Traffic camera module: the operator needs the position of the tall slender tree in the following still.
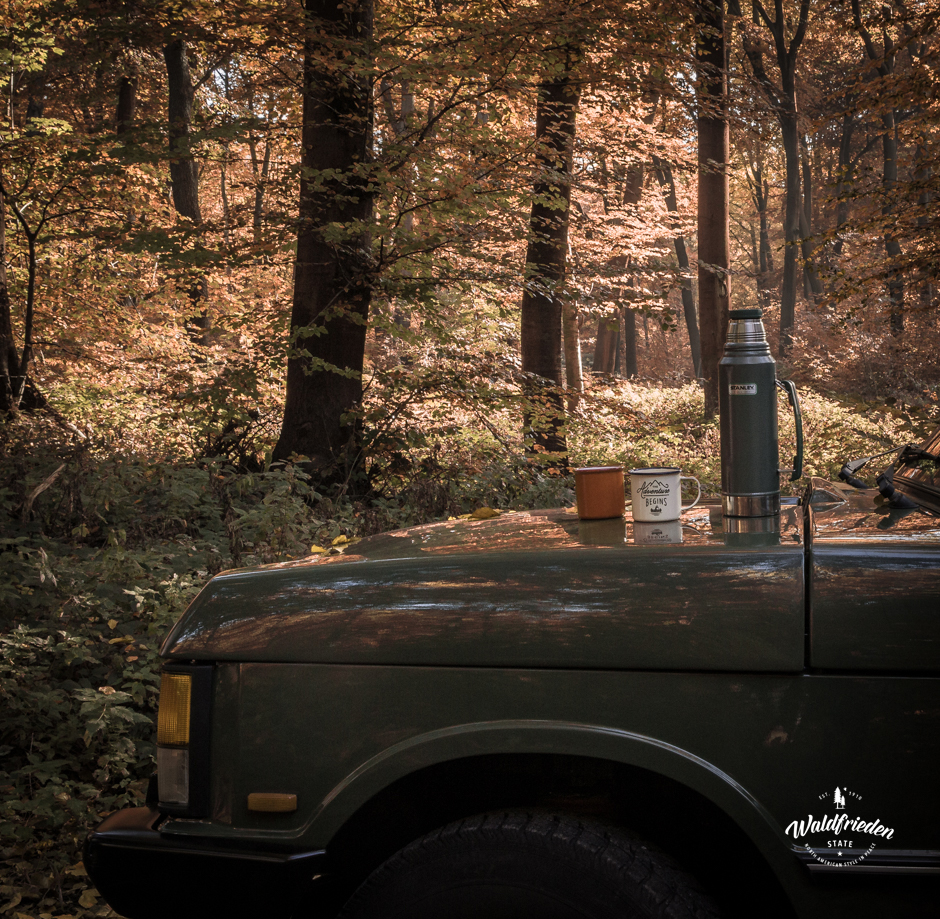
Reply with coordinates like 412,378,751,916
742,0,811,353
697,0,731,418
0,194,22,412
164,37,210,337
850,0,904,336
519,44,580,463
653,156,702,377
273,0,375,477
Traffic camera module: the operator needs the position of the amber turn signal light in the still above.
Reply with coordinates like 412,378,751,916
247,793,298,813
157,673,192,746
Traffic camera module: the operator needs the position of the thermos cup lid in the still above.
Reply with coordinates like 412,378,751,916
729,309,763,319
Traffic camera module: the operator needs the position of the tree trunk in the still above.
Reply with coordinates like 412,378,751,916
882,114,904,335
799,137,823,297
163,39,210,336
594,163,647,375
916,143,933,312
252,136,271,246
520,57,579,465
653,158,702,378
757,180,773,295
622,306,639,377
0,173,47,412
0,193,21,412
273,0,375,476
749,221,760,276
164,40,201,221
743,0,811,354
592,315,619,373
696,0,730,419
745,162,773,307
850,0,905,337
833,113,854,257
116,63,138,135
779,113,801,350
562,299,583,412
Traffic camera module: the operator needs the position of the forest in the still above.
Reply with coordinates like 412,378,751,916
1,0,939,914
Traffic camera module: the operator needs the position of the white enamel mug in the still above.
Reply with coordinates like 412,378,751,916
628,467,701,522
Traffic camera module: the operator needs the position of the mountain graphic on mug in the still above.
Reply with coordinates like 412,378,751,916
638,480,670,497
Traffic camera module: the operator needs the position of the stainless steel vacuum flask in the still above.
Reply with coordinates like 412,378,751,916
719,309,803,517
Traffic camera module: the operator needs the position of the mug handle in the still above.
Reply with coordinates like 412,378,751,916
680,476,701,511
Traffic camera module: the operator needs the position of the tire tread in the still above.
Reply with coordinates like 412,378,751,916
338,812,722,919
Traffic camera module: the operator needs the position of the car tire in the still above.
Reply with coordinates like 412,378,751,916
337,812,722,919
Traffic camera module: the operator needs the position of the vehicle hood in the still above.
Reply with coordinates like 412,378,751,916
162,502,807,672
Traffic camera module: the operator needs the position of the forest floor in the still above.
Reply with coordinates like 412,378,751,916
1,377,936,919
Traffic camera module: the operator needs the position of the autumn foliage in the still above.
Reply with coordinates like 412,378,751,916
2,0,940,912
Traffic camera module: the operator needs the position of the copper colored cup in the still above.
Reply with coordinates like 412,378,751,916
574,466,626,520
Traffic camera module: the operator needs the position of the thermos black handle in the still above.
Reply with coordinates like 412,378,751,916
776,379,803,481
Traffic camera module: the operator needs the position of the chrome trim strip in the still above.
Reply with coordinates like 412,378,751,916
796,848,940,875
722,494,780,518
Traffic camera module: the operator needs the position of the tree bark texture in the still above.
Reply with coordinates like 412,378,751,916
562,300,583,412
697,0,731,419
0,193,21,412
273,0,375,474
520,61,579,463
622,307,638,377
747,165,774,303
743,0,811,354
593,316,619,374
653,158,702,378
251,135,272,246
834,113,854,257
799,137,823,297
779,115,801,342
163,39,209,330
882,113,904,335
915,143,933,312
116,65,138,135
594,163,647,374
851,0,904,335
164,41,202,222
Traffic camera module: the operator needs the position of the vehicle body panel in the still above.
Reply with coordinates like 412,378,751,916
161,663,940,854
88,482,940,919
162,506,805,672
809,491,940,671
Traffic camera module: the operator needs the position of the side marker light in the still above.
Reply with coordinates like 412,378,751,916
247,793,298,813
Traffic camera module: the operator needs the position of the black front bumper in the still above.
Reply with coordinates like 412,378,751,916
83,807,327,919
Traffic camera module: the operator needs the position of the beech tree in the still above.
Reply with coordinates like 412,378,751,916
272,0,375,476
697,0,730,418
519,43,580,463
653,156,702,378
850,0,905,336
742,0,811,354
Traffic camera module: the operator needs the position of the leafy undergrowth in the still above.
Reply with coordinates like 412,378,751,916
1,380,936,918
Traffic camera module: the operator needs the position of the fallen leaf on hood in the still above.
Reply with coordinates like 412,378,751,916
459,507,501,520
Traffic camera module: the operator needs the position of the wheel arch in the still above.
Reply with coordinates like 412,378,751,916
313,721,799,918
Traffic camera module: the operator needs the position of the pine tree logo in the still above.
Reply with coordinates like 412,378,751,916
834,787,845,810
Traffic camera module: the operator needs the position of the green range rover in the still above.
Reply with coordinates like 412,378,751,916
83,470,940,919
